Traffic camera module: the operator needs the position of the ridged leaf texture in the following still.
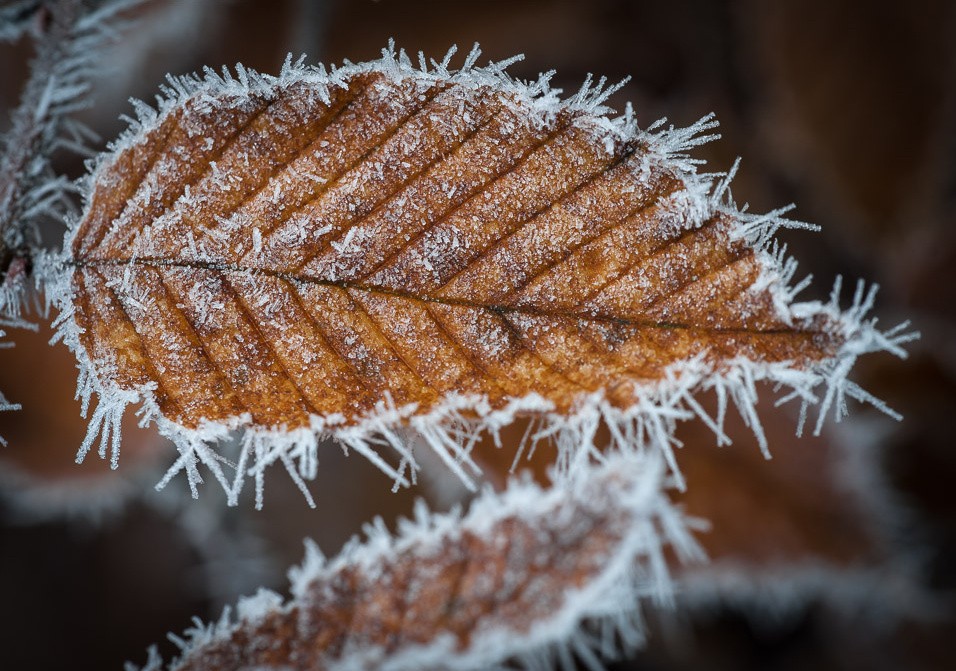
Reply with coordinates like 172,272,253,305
54,47,910,502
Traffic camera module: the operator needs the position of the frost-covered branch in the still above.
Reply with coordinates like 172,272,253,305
0,0,43,42
0,0,139,319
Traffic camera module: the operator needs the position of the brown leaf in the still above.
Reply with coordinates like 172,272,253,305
138,454,701,671
667,392,929,618
471,398,914,590
52,47,911,501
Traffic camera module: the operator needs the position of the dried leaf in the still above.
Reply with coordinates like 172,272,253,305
468,398,924,619
133,454,702,671
669,395,929,619
50,46,913,503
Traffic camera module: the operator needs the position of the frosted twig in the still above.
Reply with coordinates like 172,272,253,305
0,0,42,43
0,0,141,317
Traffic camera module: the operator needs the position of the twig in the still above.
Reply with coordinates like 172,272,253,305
1,0,77,280
0,0,44,42
0,0,139,302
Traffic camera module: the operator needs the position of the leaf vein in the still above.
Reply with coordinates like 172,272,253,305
218,271,320,418
496,310,595,394
342,287,440,398
83,268,182,414
72,255,818,337
433,141,637,294
359,117,574,282
290,96,496,275
79,114,181,256
184,78,369,255
153,269,260,421
247,82,448,266
284,279,376,397
571,215,722,312
503,173,682,301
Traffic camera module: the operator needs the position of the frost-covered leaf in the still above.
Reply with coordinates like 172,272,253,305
52,45,913,504
470,396,925,620
670,396,927,620
132,453,702,671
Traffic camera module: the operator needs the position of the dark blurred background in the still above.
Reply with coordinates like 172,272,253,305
1,0,955,669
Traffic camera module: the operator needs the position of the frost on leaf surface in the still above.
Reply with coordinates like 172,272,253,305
54,45,914,504
133,454,703,671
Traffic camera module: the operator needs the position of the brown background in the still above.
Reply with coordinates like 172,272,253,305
1,1,955,669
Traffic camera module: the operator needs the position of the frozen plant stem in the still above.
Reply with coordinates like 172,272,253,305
1,0,75,280
1,0,138,310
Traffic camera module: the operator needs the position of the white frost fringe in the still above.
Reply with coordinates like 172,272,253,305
44,42,918,507
129,452,705,671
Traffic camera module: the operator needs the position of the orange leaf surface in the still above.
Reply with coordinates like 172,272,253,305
50,46,912,503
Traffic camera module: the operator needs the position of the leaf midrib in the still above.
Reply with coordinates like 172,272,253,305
71,255,812,336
